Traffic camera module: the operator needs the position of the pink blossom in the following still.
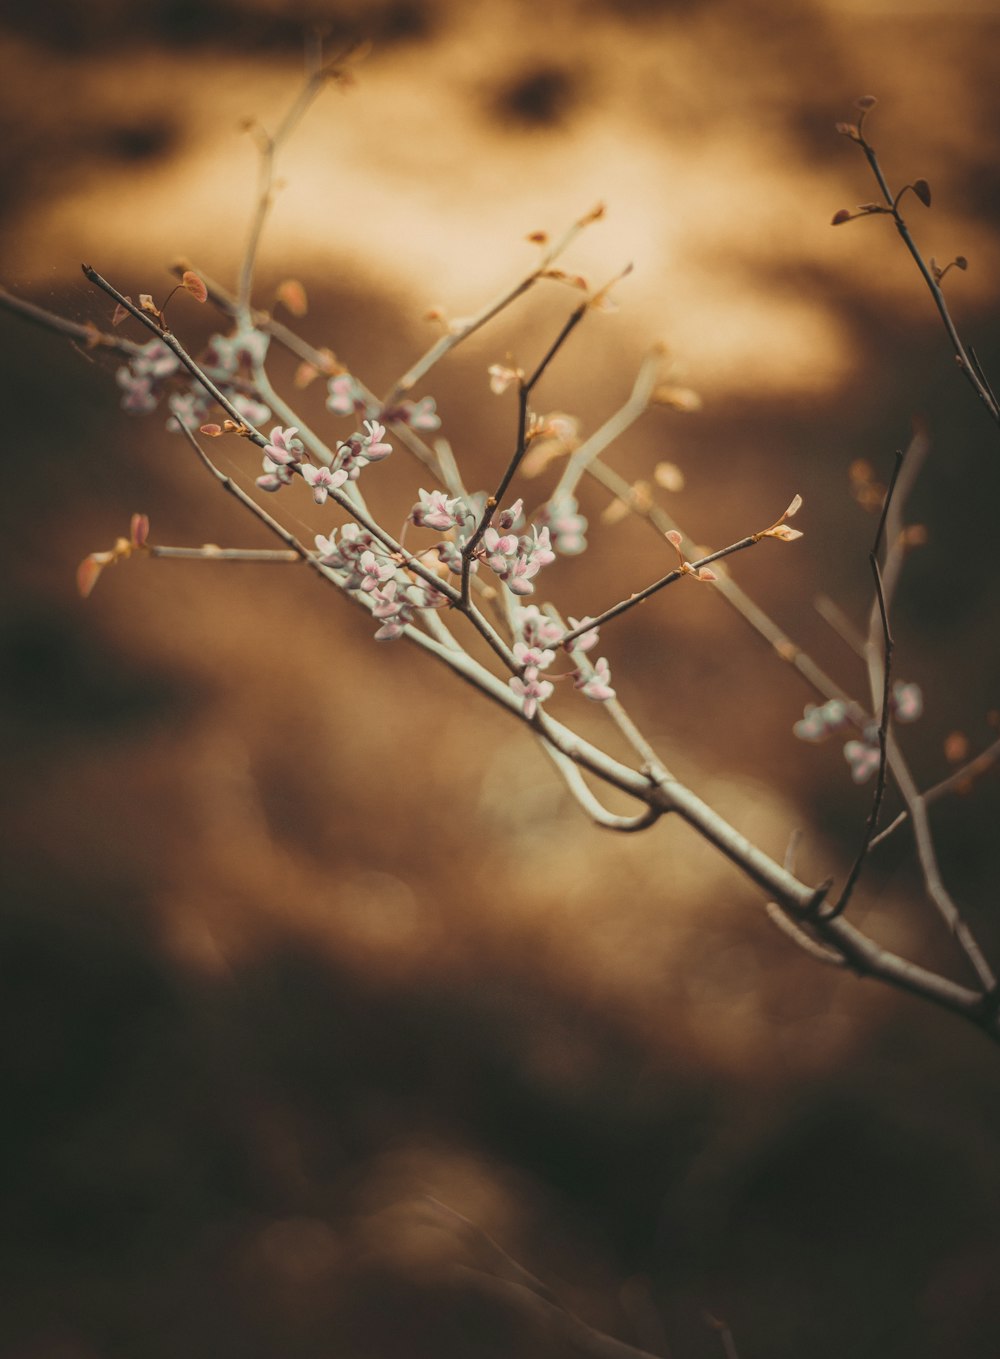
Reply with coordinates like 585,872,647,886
358,550,396,593
302,463,348,505
361,420,393,462
565,617,599,653
263,426,304,465
409,489,468,532
509,666,554,720
844,739,880,784
513,641,555,671
575,657,616,703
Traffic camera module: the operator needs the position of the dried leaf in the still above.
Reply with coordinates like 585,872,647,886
139,294,157,312
275,278,308,316
111,302,131,327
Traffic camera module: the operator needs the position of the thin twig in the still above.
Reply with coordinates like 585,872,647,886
380,203,606,409
460,301,589,605
827,450,904,918
843,108,1000,430
559,536,759,646
870,735,1000,847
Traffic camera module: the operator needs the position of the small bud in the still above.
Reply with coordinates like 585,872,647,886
130,513,150,547
526,230,549,245
696,567,717,582
955,255,968,270
944,731,969,764
139,294,157,312
831,208,852,226
578,202,605,226
855,95,878,110
655,384,702,412
765,525,804,542
199,423,224,437
653,461,685,492
912,178,932,208
665,529,683,550
835,122,859,140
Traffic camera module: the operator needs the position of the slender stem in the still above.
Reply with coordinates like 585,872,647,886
828,552,893,918
854,131,1000,429
560,536,758,646
236,43,336,328
380,204,604,409
870,736,1000,848
0,286,144,357
150,545,300,562
460,302,588,605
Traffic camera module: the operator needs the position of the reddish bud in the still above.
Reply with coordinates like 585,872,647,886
955,255,968,270
855,95,878,110
77,555,106,598
130,513,150,547
526,230,549,245
944,731,969,764
831,208,852,226
181,270,208,303
275,278,308,316
199,423,223,437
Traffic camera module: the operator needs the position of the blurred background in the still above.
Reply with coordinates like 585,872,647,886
2,1,1000,1356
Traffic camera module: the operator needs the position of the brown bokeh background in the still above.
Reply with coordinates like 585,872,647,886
3,2,1000,1356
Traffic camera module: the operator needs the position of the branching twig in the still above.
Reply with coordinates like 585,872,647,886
834,98,1000,430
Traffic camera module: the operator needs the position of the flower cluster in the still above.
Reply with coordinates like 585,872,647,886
538,492,588,556
115,339,182,414
255,420,393,500
479,501,556,597
314,525,446,642
504,605,615,719
327,372,441,433
405,493,558,598
115,327,273,431
794,682,923,784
